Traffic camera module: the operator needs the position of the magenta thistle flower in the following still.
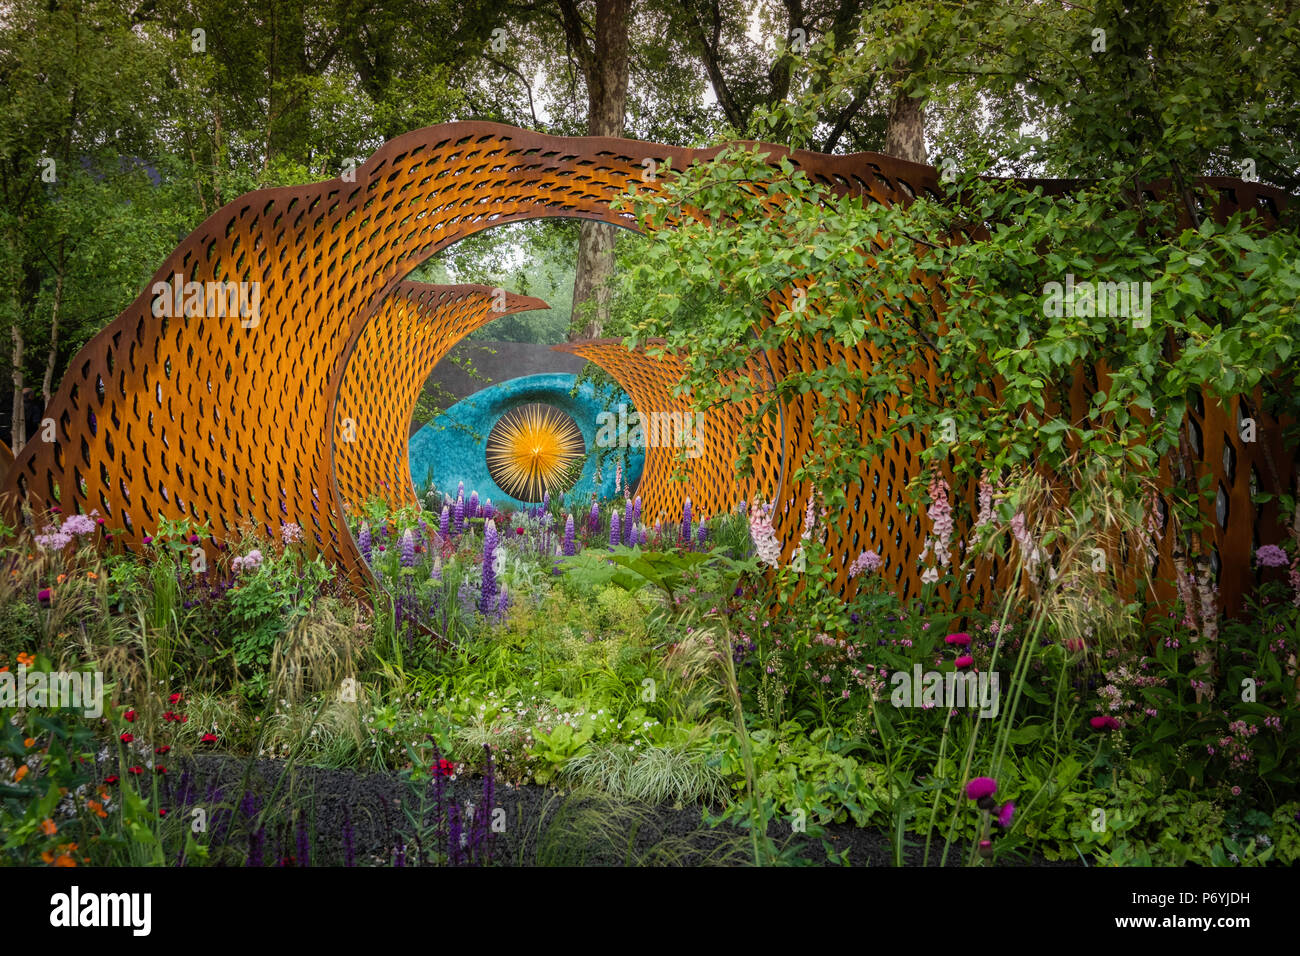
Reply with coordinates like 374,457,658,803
965,777,997,800
945,632,971,646
1089,715,1120,732
997,801,1015,828
954,655,974,670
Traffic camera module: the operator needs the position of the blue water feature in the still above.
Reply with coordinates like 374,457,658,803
408,373,643,508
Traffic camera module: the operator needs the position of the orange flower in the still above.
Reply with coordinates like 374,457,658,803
41,850,54,864
14,765,29,783
56,573,66,584
23,737,35,748
52,853,77,867
40,818,57,835
86,800,107,819
17,652,35,667
86,572,98,580
0,666,7,674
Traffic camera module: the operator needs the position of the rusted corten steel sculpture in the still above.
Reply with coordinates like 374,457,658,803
333,282,546,515
551,338,786,526
0,119,1292,613
0,122,934,592
560,175,1295,614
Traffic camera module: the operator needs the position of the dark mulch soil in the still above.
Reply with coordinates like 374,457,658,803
133,753,1081,867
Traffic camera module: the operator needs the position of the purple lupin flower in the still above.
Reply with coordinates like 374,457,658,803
454,494,466,535
483,498,494,519
479,519,499,614
638,524,648,547
681,497,692,549
457,480,465,500
623,498,634,545
543,490,550,513
563,514,576,556
469,491,479,518
610,510,620,547
358,521,372,564
589,499,600,533
439,506,450,538
697,521,708,547
400,528,415,567
632,495,641,529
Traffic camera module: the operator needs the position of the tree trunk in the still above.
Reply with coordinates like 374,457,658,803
883,75,927,164
566,0,631,341
42,267,63,406
11,324,25,453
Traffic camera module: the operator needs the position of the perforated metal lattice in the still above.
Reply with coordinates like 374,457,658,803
0,121,1291,613
333,282,545,515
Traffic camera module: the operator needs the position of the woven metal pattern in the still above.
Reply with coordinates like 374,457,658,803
0,120,1290,613
552,339,784,528
333,282,545,514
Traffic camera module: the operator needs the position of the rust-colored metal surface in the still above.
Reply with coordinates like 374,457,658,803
0,440,12,490
333,282,546,515
0,119,1291,615
552,338,784,527
0,122,928,588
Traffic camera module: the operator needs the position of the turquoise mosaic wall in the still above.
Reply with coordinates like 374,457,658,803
408,373,643,507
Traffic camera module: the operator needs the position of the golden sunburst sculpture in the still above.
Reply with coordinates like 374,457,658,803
485,403,585,502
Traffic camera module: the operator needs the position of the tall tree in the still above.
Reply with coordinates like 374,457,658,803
553,0,633,339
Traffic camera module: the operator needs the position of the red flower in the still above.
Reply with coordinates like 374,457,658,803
169,692,183,705
178,715,188,723
159,809,168,817
119,732,134,744
431,758,455,777
516,527,525,535
155,745,170,755
104,775,119,785
123,709,136,722
200,733,218,744
155,766,167,774
127,766,143,775
162,711,175,722
1089,715,1120,732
